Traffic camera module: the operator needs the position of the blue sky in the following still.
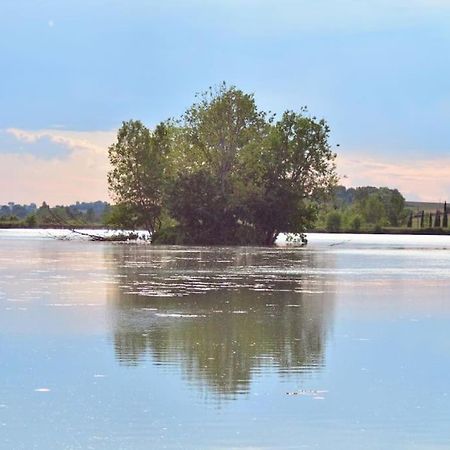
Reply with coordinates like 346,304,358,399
2,0,450,203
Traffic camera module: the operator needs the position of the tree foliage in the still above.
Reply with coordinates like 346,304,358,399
326,211,342,232
107,84,338,245
107,120,170,234
324,185,407,230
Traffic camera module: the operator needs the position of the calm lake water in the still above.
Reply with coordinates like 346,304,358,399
1,230,450,449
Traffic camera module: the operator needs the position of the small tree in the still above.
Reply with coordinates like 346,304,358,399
407,211,413,228
434,210,441,228
443,202,448,228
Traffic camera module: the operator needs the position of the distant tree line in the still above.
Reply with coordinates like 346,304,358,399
319,186,408,232
4,188,447,234
0,201,110,228
319,186,450,232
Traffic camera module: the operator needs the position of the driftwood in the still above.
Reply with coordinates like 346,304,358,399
47,209,139,241
67,228,109,241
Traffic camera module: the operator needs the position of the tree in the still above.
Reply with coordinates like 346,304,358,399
11,204,27,219
237,110,336,244
164,84,268,244
363,194,386,225
407,211,413,228
86,208,95,223
381,188,405,226
332,185,355,208
103,203,142,230
443,202,448,228
0,205,10,217
36,201,52,225
353,187,404,226
182,83,267,194
25,214,37,227
166,169,238,244
434,210,441,228
108,84,337,245
107,120,171,235
350,214,362,231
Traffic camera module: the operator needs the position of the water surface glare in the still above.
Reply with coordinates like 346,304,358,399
1,230,450,449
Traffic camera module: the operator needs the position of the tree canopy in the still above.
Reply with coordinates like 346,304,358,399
320,185,408,232
107,120,171,234
107,84,337,245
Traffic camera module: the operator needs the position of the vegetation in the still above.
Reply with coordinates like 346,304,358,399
317,186,408,232
316,186,450,233
0,201,110,228
107,84,337,245
317,186,409,232
107,121,171,234
3,189,449,237
3,85,448,241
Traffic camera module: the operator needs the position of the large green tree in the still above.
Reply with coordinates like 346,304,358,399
108,85,338,245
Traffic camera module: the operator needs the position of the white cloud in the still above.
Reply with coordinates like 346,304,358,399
6,128,111,156
0,129,115,204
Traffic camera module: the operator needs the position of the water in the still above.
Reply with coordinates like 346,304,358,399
1,230,450,449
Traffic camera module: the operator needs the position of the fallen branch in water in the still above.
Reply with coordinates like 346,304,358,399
46,209,139,241
67,228,109,241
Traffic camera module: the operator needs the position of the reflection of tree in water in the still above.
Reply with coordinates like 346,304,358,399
107,246,335,397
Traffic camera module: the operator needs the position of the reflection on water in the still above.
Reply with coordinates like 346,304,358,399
3,231,450,449
108,247,334,397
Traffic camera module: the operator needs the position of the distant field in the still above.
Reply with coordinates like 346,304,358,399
406,201,447,213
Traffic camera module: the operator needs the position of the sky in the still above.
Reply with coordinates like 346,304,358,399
2,0,450,204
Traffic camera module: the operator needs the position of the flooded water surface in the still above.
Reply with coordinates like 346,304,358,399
1,230,450,449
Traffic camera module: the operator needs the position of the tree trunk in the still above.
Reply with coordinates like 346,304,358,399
264,229,278,246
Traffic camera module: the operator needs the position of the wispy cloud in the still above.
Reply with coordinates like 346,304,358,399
0,129,70,159
0,129,115,204
338,152,450,201
6,128,110,156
